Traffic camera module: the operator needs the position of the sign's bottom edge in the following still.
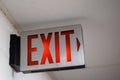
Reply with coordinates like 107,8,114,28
22,65,85,73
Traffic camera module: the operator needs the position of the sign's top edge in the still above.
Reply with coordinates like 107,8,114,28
20,24,82,33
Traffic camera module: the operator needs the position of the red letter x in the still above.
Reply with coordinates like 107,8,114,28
40,33,54,64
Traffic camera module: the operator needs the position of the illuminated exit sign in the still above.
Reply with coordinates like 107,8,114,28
20,24,85,73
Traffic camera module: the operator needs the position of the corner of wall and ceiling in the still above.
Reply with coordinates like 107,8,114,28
0,0,21,34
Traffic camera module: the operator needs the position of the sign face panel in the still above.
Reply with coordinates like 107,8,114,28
20,24,85,72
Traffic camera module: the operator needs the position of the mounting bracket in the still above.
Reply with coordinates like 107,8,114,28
9,34,20,72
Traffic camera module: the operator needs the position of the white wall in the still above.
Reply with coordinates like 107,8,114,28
0,10,53,80
0,9,17,80
14,72,53,80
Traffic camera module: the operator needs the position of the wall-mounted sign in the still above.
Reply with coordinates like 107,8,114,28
20,24,85,73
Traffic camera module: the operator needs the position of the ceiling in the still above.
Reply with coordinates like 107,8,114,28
1,0,119,32
0,0,120,80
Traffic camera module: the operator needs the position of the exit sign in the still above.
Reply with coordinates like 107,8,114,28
20,24,85,73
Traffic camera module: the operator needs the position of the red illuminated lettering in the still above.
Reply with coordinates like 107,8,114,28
40,33,54,64
27,35,38,66
55,32,60,63
61,30,74,62
27,30,75,65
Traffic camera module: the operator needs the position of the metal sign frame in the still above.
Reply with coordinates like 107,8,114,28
20,24,85,73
